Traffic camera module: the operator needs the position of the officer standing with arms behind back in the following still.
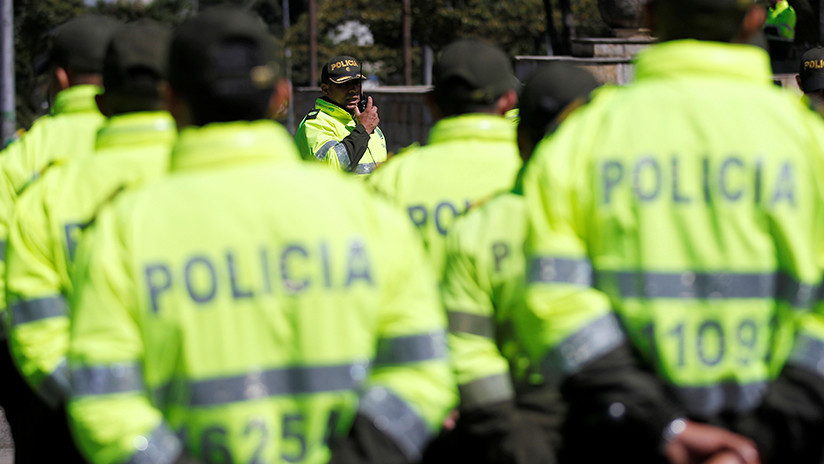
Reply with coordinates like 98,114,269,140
518,0,824,462
66,6,455,464
5,17,174,422
433,63,601,464
295,55,387,175
0,13,120,464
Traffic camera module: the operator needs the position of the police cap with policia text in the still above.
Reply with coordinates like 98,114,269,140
799,47,824,93
167,5,280,99
51,14,121,74
321,56,367,85
433,39,519,104
103,19,171,96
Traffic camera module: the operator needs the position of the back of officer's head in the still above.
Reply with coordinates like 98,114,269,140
100,19,171,116
431,39,518,117
517,63,600,163
648,0,756,42
167,6,281,126
51,14,121,81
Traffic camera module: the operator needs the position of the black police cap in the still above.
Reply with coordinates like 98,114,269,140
799,47,824,94
519,62,600,137
167,6,280,99
52,14,121,74
322,56,366,85
103,19,171,96
433,39,519,104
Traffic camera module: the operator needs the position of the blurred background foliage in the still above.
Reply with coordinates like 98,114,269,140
11,0,611,127
11,0,819,128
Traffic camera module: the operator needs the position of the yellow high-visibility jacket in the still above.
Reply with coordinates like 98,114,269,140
5,111,176,406
67,120,456,464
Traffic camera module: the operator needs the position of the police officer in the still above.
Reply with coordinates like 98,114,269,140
518,0,824,462
66,6,455,464
5,16,173,423
796,46,824,106
368,39,521,275
434,63,601,464
294,55,387,175
764,0,795,42
0,13,120,464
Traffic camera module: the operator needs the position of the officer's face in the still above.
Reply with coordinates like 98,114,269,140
322,80,362,113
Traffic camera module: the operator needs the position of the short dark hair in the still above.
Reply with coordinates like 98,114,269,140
652,0,750,42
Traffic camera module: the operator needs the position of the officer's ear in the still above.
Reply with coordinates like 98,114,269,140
320,82,330,97
269,78,292,121
54,66,71,91
495,89,518,116
797,74,804,91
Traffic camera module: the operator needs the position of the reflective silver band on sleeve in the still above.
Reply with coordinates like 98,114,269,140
541,313,625,381
354,162,378,174
334,144,352,170
673,381,768,419
314,140,338,161
10,296,68,325
124,422,183,464
459,373,514,410
358,386,431,461
595,270,818,309
37,359,70,409
447,311,495,338
186,361,370,407
528,257,593,286
787,334,824,377
71,362,145,397
374,331,448,365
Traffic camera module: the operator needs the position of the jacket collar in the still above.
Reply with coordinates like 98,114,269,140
634,40,772,86
428,113,516,145
95,112,176,152
170,120,300,172
51,85,101,116
316,97,355,123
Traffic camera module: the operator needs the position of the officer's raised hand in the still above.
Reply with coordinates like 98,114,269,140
354,96,380,134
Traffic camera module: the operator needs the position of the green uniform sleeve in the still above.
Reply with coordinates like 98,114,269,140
357,201,458,460
6,179,70,406
67,204,182,464
442,211,513,410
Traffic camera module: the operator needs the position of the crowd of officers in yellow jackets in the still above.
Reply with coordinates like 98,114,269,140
3,0,824,463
